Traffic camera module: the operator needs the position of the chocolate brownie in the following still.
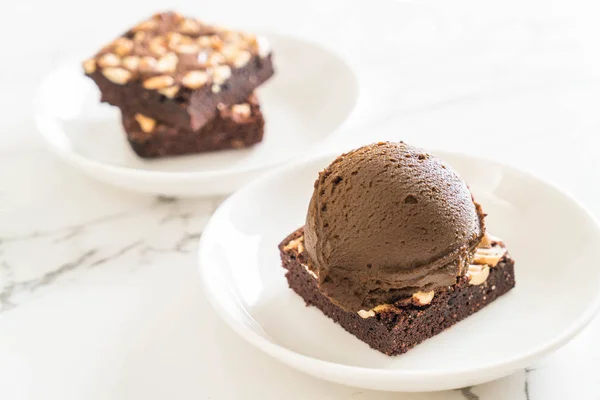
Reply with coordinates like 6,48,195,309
279,227,516,356
84,11,274,131
122,94,264,158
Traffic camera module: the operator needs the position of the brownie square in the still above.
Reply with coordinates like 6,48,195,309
84,11,274,131
122,94,264,158
279,227,516,356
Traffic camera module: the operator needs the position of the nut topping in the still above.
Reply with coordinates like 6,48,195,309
412,290,435,306
220,44,238,60
197,36,213,47
211,65,231,84
233,51,251,68
283,236,304,253
255,35,271,58
134,113,156,133
231,103,251,119
149,37,167,56
133,31,146,43
139,56,157,72
207,52,225,66
143,75,175,89
181,70,209,89
358,309,376,319
179,18,201,34
122,56,140,71
113,37,133,56
132,19,158,32
175,43,199,54
472,246,506,267
466,264,490,286
167,32,187,49
101,67,131,85
158,85,180,98
156,52,178,72
209,35,224,50
82,59,96,74
97,53,121,68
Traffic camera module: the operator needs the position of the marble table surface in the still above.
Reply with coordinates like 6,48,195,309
2,0,600,398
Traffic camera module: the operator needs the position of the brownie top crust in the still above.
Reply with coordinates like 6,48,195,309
304,142,486,312
82,11,271,98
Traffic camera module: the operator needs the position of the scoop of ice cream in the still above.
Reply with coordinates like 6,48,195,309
304,142,485,312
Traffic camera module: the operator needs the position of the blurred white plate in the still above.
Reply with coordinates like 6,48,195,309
198,150,600,392
34,34,358,196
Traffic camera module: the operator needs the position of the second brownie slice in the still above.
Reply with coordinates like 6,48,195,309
84,11,274,131
122,94,264,158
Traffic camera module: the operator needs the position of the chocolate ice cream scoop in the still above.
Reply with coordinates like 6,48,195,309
304,142,485,312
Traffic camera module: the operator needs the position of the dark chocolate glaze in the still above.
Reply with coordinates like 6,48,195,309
304,142,486,312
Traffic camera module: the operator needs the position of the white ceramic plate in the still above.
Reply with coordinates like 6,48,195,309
198,151,600,392
34,34,358,196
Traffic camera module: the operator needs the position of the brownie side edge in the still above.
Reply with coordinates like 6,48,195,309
121,96,264,158
279,227,516,356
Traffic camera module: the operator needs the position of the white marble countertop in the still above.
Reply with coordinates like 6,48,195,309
2,0,600,398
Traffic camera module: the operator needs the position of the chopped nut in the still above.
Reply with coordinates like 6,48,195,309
358,310,375,319
241,32,257,42
175,43,199,54
113,37,133,56
122,55,140,71
179,18,201,34
302,264,318,280
233,51,251,68
209,35,223,50
97,53,121,68
134,113,156,133
197,35,214,48
101,67,131,84
231,103,251,118
207,52,226,66
156,52,178,72
412,290,435,306
473,246,506,267
223,31,241,42
139,56,157,72
467,264,490,285
158,85,180,98
283,236,304,252
149,37,167,56
143,75,175,89
82,59,96,74
211,84,221,93
133,31,146,43
167,32,184,49
256,35,271,58
479,232,504,248
211,65,231,84
132,19,157,32
372,304,398,313
181,70,209,89
220,44,238,60
170,11,184,22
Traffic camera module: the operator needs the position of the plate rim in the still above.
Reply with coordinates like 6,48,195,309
33,33,359,182
198,149,600,385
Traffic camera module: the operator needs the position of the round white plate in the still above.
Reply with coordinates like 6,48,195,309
34,34,358,196
198,150,600,392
